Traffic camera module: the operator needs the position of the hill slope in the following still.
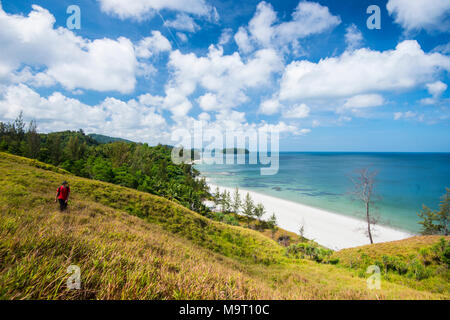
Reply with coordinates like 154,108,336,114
0,152,448,299
88,133,133,144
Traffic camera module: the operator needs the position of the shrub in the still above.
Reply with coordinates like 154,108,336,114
286,242,334,263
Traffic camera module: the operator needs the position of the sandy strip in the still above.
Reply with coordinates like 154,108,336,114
208,182,413,250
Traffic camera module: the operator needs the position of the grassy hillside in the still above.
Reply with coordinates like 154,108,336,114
0,152,448,300
332,236,450,294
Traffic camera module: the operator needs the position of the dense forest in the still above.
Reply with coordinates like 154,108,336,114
0,113,210,214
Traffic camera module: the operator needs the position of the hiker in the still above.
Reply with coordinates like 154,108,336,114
55,181,70,212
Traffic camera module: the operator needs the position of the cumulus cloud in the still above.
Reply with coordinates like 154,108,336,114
218,28,233,46
282,104,310,119
0,84,169,143
177,32,189,43
163,45,283,116
165,13,200,33
0,4,155,93
394,111,420,121
97,0,215,20
343,94,385,109
235,1,340,54
345,24,363,51
387,0,450,32
259,98,281,115
279,41,450,102
426,81,448,97
197,93,223,111
421,80,448,105
135,31,172,59
433,42,450,54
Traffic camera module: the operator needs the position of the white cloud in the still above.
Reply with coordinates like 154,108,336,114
312,120,320,127
343,94,385,109
394,111,417,120
282,104,310,119
426,81,447,97
198,112,211,122
135,31,172,59
219,28,233,46
165,13,199,33
259,98,281,115
0,84,309,145
257,121,307,136
165,45,283,116
345,24,363,51
0,84,169,143
0,4,141,93
97,0,214,20
279,41,450,102
420,81,448,105
197,93,223,111
235,1,340,53
433,42,450,54
177,32,189,43
387,0,450,32
234,27,253,54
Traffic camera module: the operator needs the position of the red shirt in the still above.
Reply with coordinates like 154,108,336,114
57,186,70,201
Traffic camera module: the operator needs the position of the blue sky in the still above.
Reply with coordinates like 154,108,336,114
0,0,449,151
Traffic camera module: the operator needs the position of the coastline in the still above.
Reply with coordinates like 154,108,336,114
207,181,414,250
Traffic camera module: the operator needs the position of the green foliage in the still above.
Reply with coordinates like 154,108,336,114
418,188,449,236
0,115,210,215
253,203,266,222
267,213,278,239
220,190,232,213
333,237,450,293
242,193,255,226
286,242,335,264
232,187,241,214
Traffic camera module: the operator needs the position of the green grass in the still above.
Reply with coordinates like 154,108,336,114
332,236,450,294
0,152,448,300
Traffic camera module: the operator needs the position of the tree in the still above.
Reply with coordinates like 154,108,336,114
66,136,83,161
267,213,278,239
418,188,449,236
253,203,266,222
242,193,255,227
26,120,40,159
213,187,221,208
351,168,378,244
13,111,25,141
48,134,62,165
106,142,130,167
221,190,232,213
232,187,241,214
298,220,306,242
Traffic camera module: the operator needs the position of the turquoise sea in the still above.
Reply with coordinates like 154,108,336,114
195,153,450,233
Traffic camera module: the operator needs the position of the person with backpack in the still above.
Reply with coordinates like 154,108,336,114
55,181,70,212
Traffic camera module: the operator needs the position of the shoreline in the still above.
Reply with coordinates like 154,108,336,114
207,181,414,250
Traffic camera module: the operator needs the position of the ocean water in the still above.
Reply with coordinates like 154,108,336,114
195,153,450,233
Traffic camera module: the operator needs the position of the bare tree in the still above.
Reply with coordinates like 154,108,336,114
351,168,379,244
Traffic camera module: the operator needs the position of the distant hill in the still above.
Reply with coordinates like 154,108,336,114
88,133,133,144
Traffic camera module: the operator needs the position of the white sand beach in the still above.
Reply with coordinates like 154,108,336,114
208,182,414,251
